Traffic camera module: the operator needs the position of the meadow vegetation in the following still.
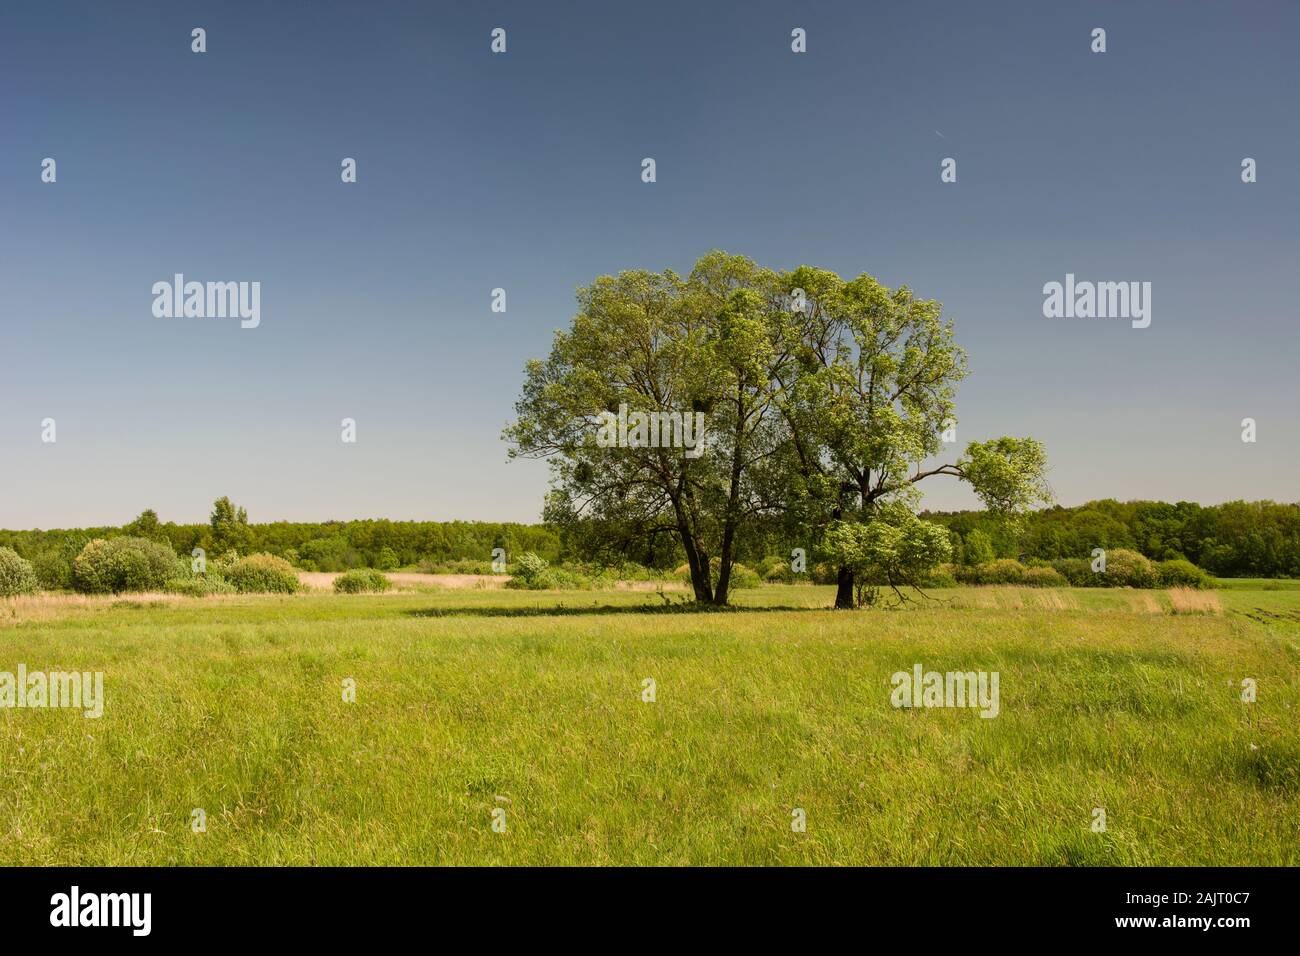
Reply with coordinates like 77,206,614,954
1,583,1295,865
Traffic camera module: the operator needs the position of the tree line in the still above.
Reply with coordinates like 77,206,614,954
1,496,1296,591
925,498,1300,579
0,497,561,589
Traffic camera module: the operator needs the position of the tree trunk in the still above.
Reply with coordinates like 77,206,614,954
681,533,711,603
669,486,712,603
713,482,742,606
712,385,749,607
835,565,855,609
713,557,731,606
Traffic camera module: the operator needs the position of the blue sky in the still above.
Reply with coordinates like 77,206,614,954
2,0,1297,527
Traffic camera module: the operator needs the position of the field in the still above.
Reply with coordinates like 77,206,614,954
2,583,1298,865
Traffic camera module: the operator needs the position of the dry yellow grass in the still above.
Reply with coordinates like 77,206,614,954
1126,591,1163,614
1032,589,1078,611
296,572,687,593
297,571,510,591
0,591,192,626
1168,588,1223,614
611,579,688,591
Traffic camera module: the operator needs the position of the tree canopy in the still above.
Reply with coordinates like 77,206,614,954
506,251,1053,607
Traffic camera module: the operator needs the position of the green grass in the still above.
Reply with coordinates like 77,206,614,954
2,584,1297,865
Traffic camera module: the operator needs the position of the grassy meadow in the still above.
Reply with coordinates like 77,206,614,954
2,582,1298,865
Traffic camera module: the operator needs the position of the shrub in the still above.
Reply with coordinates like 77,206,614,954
72,537,180,594
374,547,400,571
540,567,594,589
225,553,303,594
163,575,237,597
726,563,761,590
1103,549,1159,588
756,555,800,584
1022,566,1067,588
208,550,241,575
810,562,839,585
418,557,497,575
510,552,550,587
0,547,39,597
31,549,73,590
504,553,598,590
764,563,794,584
611,561,665,582
334,568,392,593
920,564,957,588
1046,551,1164,588
957,559,1027,585
1157,559,1214,590
676,558,761,591
1050,558,1097,587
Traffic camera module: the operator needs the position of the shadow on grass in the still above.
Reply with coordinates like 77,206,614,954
404,601,831,619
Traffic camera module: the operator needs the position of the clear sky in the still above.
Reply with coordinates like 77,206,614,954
2,0,1297,528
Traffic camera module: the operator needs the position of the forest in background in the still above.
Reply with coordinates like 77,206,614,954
1,497,1298,587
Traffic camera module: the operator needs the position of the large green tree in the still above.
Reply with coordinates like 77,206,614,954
504,253,793,604
506,252,1051,608
774,266,1051,606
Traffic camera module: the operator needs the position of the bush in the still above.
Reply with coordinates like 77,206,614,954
1046,551,1165,588
920,564,961,587
72,537,180,594
225,553,303,594
1022,566,1067,588
1102,548,1159,588
610,561,667,582
31,549,74,590
501,552,584,589
810,562,839,585
1157,559,1214,590
510,552,550,586
0,547,39,597
334,568,392,593
957,559,1027,585
676,558,760,590
920,564,957,588
163,575,237,597
540,567,594,589
764,563,794,584
374,547,400,571
754,555,796,583
418,557,497,575
726,563,761,590
1050,558,1097,587
504,553,597,590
